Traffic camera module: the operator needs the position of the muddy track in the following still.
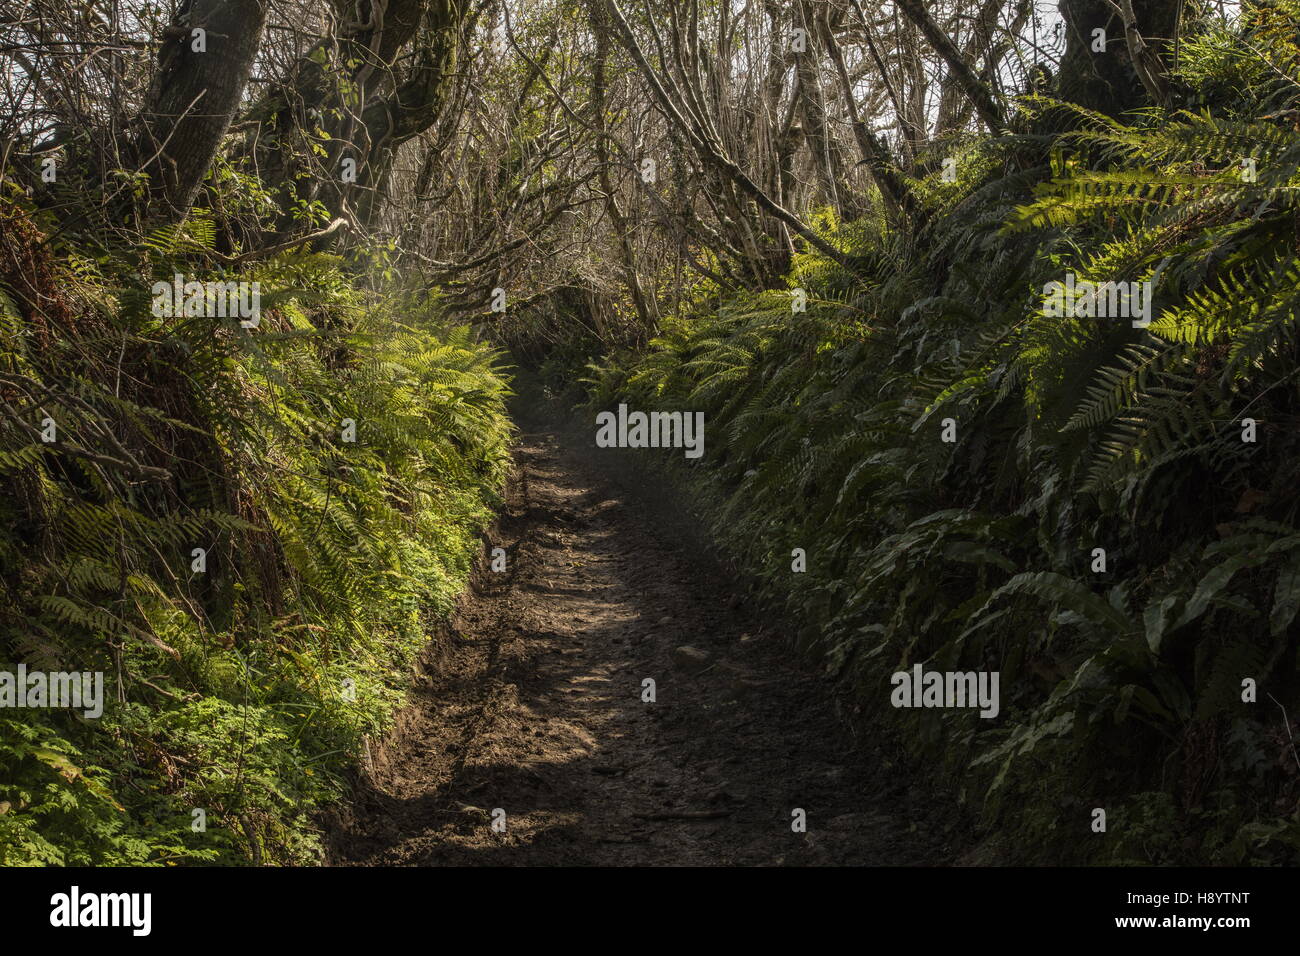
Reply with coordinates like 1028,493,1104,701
327,406,949,866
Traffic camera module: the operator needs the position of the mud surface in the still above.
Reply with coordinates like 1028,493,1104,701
328,403,948,866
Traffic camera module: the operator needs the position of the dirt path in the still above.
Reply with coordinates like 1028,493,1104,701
327,407,947,866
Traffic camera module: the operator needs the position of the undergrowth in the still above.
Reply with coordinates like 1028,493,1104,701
580,3,1300,865
0,192,512,864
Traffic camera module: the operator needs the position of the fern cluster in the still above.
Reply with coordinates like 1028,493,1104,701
0,188,512,864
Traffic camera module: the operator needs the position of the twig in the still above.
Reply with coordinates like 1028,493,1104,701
1266,693,1300,774
211,217,352,264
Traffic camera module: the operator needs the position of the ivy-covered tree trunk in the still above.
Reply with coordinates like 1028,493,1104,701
244,0,468,239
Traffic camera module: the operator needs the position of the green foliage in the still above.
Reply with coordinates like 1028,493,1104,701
0,192,511,864
581,8,1300,864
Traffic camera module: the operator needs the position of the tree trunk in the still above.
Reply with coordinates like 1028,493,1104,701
138,0,268,225
242,0,467,240
819,10,918,226
896,0,1003,131
1056,0,1180,115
